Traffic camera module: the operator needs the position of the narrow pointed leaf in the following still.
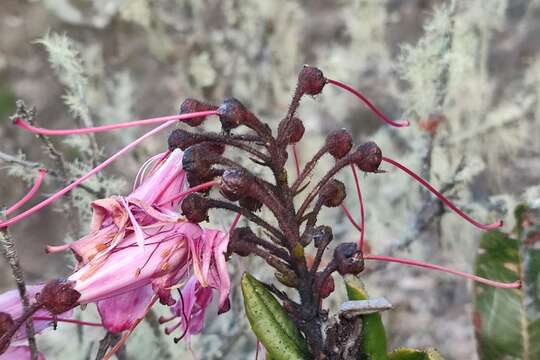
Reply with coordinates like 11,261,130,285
388,348,444,360
473,204,540,359
344,275,388,360
241,273,309,360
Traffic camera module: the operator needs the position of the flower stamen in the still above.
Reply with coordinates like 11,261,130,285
326,78,410,127
382,157,503,230
4,168,47,215
0,120,177,229
364,254,521,289
13,111,217,136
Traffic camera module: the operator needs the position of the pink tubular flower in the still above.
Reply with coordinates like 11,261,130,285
44,148,231,335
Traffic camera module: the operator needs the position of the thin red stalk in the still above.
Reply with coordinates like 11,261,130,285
156,180,218,206
14,111,217,136
0,120,177,228
291,144,301,178
5,168,47,215
340,204,362,232
228,213,242,234
350,164,365,250
365,254,521,289
32,316,103,327
326,78,410,127
382,157,503,230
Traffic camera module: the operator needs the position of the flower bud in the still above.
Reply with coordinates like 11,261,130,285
227,227,257,257
179,98,218,127
288,117,305,144
298,65,327,96
326,129,353,159
313,226,333,248
182,143,223,179
320,275,335,299
334,243,364,275
319,179,346,207
181,193,209,223
220,168,251,201
354,141,382,173
168,129,198,151
217,98,252,132
38,280,80,315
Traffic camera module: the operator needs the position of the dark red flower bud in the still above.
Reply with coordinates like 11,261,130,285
334,243,364,275
38,280,80,315
320,275,335,299
182,143,222,179
181,193,210,223
298,65,327,96
319,179,346,207
354,141,382,173
288,117,305,144
0,312,14,354
179,98,218,127
216,98,253,132
313,226,333,248
227,227,257,257
326,129,353,159
168,129,197,151
239,196,262,212
220,168,251,201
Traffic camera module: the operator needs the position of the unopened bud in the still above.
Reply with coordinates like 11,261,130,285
298,66,327,96
39,280,80,315
326,129,353,159
220,168,251,201
0,312,14,354
181,193,209,223
179,98,218,127
354,141,382,173
319,179,346,207
334,243,364,275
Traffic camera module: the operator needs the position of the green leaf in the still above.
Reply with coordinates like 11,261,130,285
388,348,444,360
344,275,388,360
241,273,309,360
473,205,540,359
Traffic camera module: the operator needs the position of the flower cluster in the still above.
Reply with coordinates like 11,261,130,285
0,65,520,359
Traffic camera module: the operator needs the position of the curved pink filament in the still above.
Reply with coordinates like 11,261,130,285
5,168,47,215
340,204,362,232
32,316,103,327
0,120,177,229
350,165,365,250
365,254,521,289
382,157,503,230
13,110,217,136
157,180,218,206
326,78,410,127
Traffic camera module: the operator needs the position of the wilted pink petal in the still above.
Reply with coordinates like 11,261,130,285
70,222,202,304
0,345,45,360
97,285,154,333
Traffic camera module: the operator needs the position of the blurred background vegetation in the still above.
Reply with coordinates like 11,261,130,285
0,0,539,358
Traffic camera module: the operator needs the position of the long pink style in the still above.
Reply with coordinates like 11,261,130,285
382,157,502,230
365,254,521,289
326,78,410,128
5,168,47,215
14,111,217,135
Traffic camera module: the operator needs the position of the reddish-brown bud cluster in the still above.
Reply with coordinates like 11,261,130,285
326,129,353,159
334,243,364,275
179,98,218,127
353,141,382,173
319,180,346,208
0,312,14,354
181,193,210,223
298,66,327,96
38,280,80,315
